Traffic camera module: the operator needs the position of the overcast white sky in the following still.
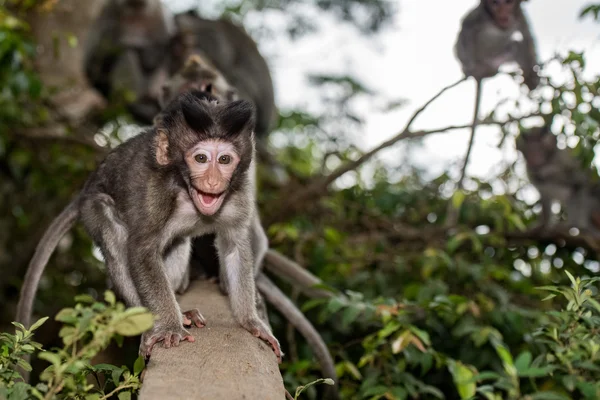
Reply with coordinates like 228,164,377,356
167,0,600,187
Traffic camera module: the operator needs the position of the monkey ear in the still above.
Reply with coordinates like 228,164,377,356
155,130,170,165
182,95,214,134
220,100,255,137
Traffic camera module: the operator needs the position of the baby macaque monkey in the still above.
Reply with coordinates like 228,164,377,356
516,126,600,235
16,91,282,361
454,0,539,90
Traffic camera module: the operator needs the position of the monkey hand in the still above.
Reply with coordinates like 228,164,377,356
139,322,195,362
182,309,207,328
242,318,283,363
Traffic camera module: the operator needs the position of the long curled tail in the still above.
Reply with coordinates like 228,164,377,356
256,273,340,400
16,199,80,328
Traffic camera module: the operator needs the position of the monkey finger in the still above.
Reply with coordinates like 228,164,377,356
183,309,206,328
140,336,162,361
163,332,174,348
250,327,283,363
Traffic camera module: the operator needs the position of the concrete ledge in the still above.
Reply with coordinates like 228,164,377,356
139,280,285,400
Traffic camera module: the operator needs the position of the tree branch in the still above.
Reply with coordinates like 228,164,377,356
139,280,285,400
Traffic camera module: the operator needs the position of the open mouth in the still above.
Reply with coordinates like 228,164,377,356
190,188,225,215
197,190,223,207
497,16,511,29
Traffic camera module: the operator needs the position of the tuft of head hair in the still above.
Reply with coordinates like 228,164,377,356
217,100,256,138
181,91,219,134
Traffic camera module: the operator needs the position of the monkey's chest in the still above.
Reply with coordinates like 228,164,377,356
476,25,518,58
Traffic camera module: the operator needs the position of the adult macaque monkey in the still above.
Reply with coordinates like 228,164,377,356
16,91,282,361
516,126,600,236
84,0,175,123
449,0,540,224
172,10,277,143
454,0,539,89
159,54,238,110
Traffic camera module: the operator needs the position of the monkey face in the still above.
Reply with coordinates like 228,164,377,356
155,92,255,216
516,128,556,167
184,140,241,215
486,0,517,29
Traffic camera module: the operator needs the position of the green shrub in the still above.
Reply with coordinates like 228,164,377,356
0,291,152,400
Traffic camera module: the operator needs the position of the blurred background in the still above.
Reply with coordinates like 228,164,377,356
2,0,600,398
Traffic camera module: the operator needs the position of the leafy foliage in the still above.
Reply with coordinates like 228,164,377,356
2,1,600,399
0,291,152,400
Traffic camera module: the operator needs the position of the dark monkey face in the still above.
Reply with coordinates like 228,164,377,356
485,0,518,29
516,127,556,168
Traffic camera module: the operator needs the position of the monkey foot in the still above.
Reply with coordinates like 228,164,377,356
182,309,206,328
244,319,283,363
139,327,195,362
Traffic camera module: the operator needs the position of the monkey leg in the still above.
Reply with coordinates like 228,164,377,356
164,237,192,294
80,193,142,307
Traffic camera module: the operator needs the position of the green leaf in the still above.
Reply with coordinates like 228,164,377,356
529,392,570,400
565,270,577,288
38,351,61,367
517,366,553,378
113,313,154,336
133,356,145,376
74,294,96,304
118,392,132,400
452,190,466,209
112,367,124,385
104,291,116,306
326,297,346,314
448,360,477,400
55,308,77,323
29,317,49,332
341,305,362,327
514,351,532,373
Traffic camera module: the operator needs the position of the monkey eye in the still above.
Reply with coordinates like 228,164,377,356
194,154,208,163
218,155,232,164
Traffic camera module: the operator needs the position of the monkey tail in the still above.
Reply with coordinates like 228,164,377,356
16,198,80,328
256,273,340,400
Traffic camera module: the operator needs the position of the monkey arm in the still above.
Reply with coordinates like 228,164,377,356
515,9,539,89
128,241,183,326
455,7,486,78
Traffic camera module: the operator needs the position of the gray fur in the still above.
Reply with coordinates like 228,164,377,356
84,0,175,122
454,0,539,90
517,126,600,235
16,92,280,360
